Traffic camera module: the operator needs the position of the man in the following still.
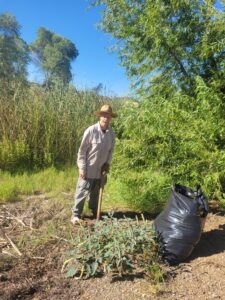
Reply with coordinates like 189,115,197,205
71,104,117,224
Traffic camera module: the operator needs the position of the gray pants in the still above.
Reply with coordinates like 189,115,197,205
72,177,101,218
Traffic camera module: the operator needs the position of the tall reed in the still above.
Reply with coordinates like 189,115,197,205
0,81,121,172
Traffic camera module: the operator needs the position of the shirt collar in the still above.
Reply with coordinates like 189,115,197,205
97,122,109,133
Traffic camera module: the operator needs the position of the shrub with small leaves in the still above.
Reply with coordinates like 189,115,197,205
63,217,163,282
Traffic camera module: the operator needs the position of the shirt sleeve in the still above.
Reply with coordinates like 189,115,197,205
106,130,115,164
77,128,91,173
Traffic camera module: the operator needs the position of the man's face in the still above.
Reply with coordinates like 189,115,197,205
99,113,112,129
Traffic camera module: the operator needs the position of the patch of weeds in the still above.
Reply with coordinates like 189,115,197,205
63,217,163,283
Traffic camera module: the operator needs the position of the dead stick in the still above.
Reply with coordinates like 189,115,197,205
0,227,22,256
30,256,45,260
6,212,27,227
2,250,17,258
4,233,22,256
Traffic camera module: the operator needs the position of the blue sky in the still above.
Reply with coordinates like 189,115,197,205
0,0,131,96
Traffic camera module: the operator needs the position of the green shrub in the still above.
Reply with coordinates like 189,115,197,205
112,77,225,210
112,168,171,213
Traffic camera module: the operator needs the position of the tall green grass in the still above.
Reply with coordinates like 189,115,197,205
0,166,129,212
0,167,77,203
0,81,122,172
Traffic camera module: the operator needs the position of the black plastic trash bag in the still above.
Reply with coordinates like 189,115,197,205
153,184,208,265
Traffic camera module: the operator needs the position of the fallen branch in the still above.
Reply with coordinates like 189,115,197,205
29,218,36,231
62,192,73,196
51,235,71,243
0,240,8,248
6,212,27,227
30,256,45,260
4,233,22,256
2,249,18,258
0,226,22,257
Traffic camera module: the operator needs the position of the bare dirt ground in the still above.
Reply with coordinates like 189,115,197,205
0,196,225,300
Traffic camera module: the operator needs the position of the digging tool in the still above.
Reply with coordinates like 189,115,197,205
96,174,106,221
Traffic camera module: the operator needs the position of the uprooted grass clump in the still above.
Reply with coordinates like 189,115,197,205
63,216,164,282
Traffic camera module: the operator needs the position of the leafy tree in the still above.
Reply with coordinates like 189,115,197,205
92,0,225,95
0,13,29,80
91,0,225,210
112,77,225,211
30,27,79,85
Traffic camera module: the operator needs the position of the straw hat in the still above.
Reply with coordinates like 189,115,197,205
95,104,117,118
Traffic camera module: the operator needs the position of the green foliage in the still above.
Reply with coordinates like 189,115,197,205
30,27,79,85
63,217,162,281
92,0,225,94
112,162,171,213
112,77,225,209
89,0,225,210
0,81,122,171
0,13,29,81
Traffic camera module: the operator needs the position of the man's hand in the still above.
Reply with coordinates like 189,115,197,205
79,170,87,180
101,163,110,175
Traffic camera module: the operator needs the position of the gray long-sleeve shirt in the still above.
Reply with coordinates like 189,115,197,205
77,122,115,179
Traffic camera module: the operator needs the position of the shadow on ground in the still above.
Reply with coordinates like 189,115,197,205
101,211,158,221
189,223,225,260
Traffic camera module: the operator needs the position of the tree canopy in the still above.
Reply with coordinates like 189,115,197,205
30,27,79,85
91,0,225,209
93,0,225,95
0,13,29,80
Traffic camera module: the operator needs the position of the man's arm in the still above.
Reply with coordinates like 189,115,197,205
77,129,91,179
